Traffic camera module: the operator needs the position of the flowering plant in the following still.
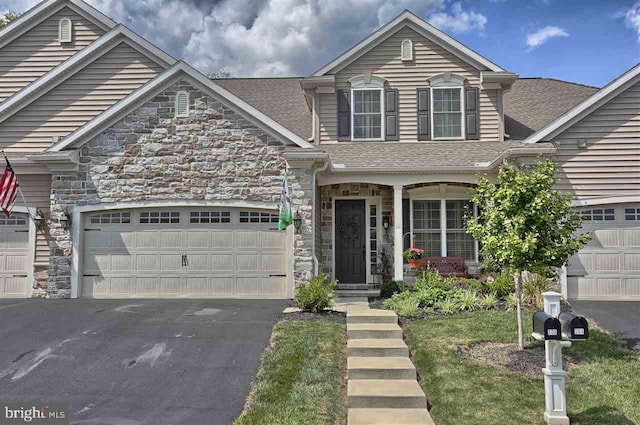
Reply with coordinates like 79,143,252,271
403,247,424,260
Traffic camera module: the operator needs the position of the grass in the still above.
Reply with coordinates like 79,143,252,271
405,310,640,425
234,320,347,425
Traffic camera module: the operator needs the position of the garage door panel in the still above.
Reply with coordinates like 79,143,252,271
262,232,285,249
211,232,233,249
237,255,259,272
210,277,234,295
137,232,159,248
112,232,135,249
624,253,640,271
262,254,284,272
593,229,620,248
136,254,158,271
186,232,209,248
262,277,286,296
187,254,209,271
136,277,159,295
624,229,640,247
86,231,112,249
110,277,133,295
160,254,182,272
594,253,620,271
210,254,234,271
623,278,640,298
159,277,183,294
2,276,26,296
6,232,28,249
236,232,258,249
236,277,259,295
111,254,132,272
161,232,183,249
84,254,110,273
568,253,592,274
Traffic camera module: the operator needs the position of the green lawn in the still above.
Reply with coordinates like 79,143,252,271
405,310,640,425
234,320,347,425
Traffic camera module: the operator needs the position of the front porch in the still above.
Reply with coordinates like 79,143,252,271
317,181,481,289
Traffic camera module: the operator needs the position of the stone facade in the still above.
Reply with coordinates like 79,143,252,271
319,183,394,281
47,78,313,298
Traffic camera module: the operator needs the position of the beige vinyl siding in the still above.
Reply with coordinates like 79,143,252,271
319,26,500,143
554,80,640,198
0,6,106,102
18,174,51,265
0,42,163,153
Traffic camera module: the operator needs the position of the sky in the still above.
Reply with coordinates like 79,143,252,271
2,0,639,87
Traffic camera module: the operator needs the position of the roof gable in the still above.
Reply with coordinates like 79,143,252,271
48,62,313,152
0,0,115,50
313,10,504,76
525,63,640,143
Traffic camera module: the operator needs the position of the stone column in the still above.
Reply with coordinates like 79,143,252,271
288,166,314,285
393,185,403,281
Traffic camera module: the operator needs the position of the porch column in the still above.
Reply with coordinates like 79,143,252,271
393,185,404,281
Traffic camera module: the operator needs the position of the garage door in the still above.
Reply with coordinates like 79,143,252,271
567,204,640,300
82,208,288,298
0,214,29,298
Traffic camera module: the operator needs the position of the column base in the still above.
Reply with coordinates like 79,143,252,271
544,412,570,425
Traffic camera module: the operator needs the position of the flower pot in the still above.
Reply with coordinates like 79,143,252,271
408,259,422,269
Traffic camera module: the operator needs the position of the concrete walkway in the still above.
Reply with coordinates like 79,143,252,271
346,303,434,425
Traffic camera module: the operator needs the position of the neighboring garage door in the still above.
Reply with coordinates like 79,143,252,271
0,214,29,298
567,204,640,300
82,208,288,298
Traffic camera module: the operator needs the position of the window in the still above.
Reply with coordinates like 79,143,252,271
239,211,279,223
140,211,180,224
432,88,463,139
446,200,475,261
401,39,413,61
90,212,131,225
59,18,72,43
581,208,615,222
412,200,441,257
175,91,189,117
352,89,383,140
190,211,231,224
0,215,27,226
625,208,640,221
370,204,378,274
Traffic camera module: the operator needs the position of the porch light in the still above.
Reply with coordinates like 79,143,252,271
34,208,43,228
59,210,71,230
293,210,303,233
382,215,390,230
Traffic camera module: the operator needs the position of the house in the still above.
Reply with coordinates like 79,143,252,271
0,0,637,301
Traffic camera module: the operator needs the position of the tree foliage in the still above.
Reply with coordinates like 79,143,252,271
0,11,19,29
467,160,590,275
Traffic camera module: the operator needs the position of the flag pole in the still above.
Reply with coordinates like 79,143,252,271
1,150,38,222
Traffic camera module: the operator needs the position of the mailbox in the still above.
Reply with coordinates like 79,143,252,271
558,311,589,340
533,311,562,340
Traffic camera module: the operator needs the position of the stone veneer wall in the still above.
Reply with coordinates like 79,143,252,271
319,183,394,281
47,79,314,298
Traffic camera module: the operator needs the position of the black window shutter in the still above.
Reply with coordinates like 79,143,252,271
337,89,351,141
465,87,479,140
385,89,399,141
417,88,430,141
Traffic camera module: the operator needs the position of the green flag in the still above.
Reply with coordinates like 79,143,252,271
278,175,292,230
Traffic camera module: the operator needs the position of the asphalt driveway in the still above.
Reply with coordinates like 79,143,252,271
571,300,640,351
0,298,286,425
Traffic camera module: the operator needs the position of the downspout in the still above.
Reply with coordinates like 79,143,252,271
312,158,329,275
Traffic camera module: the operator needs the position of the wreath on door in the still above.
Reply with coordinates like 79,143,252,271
339,218,361,241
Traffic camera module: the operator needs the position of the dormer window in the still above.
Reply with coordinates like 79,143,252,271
401,39,413,61
175,91,189,117
59,18,72,43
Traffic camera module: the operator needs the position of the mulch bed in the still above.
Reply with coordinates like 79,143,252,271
278,310,346,324
463,342,581,378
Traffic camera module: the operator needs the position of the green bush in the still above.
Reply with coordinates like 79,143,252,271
481,292,498,310
456,290,481,311
294,274,337,312
505,293,519,311
435,299,457,315
390,297,420,318
451,278,484,292
415,268,453,290
523,273,555,309
416,287,451,308
380,280,405,298
487,274,515,298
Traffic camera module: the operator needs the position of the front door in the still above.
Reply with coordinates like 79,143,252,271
335,200,366,284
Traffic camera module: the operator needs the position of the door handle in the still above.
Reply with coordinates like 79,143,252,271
182,254,189,267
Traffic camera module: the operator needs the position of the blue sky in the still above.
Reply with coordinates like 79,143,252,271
2,0,639,87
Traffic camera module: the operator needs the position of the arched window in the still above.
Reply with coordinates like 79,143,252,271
401,39,413,61
175,91,190,117
59,18,72,43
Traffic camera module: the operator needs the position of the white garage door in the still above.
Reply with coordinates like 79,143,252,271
567,204,640,300
0,214,29,298
82,208,288,298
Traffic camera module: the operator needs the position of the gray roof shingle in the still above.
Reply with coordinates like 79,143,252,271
214,77,312,140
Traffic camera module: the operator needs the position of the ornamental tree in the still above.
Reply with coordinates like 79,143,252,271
466,160,590,350
0,12,18,29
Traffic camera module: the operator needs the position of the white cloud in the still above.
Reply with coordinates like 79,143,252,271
625,2,640,40
1,0,489,77
428,2,487,34
526,25,569,49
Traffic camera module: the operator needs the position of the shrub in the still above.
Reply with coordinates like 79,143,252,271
415,287,451,308
392,297,420,318
488,274,515,299
456,290,481,311
481,292,498,310
380,280,405,299
384,291,419,313
415,267,453,291
294,274,337,312
435,299,457,315
451,278,484,292
523,273,555,309
505,293,519,311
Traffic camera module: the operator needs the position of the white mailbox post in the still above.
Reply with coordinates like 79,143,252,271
535,291,571,425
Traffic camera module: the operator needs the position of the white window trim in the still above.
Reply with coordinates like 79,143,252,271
410,198,479,262
351,87,385,142
59,18,72,43
430,86,465,141
401,39,413,61
175,91,190,118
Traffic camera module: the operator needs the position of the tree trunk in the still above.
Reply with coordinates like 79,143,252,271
514,271,524,350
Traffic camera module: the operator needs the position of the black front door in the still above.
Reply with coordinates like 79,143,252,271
335,200,366,284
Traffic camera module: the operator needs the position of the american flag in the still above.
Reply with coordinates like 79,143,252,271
0,156,18,218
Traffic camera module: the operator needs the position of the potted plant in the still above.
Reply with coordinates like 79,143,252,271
403,247,424,269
